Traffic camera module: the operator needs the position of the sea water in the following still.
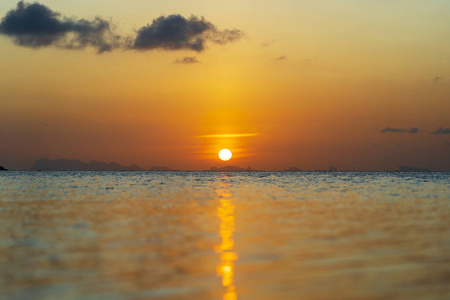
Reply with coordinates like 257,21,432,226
0,171,449,299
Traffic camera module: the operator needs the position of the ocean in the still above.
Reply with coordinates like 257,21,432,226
0,171,449,299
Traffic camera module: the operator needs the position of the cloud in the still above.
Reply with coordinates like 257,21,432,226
431,127,450,134
274,55,286,60
0,2,244,54
261,39,275,47
433,76,443,84
196,133,259,138
132,14,243,52
381,127,405,133
0,1,121,53
174,56,199,64
381,127,419,134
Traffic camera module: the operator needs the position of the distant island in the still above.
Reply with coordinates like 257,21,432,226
284,166,338,172
25,159,436,172
208,165,341,172
210,166,255,172
283,167,303,172
397,166,432,172
31,158,144,171
148,166,175,171
0,165,7,171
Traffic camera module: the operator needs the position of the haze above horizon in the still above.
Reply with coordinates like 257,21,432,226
0,0,449,171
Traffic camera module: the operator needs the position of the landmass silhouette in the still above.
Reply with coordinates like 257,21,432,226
148,166,175,171
210,166,254,172
283,167,303,172
25,158,435,172
0,165,7,171
397,166,431,172
31,158,143,171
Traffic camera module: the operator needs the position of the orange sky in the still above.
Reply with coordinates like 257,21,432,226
0,0,449,170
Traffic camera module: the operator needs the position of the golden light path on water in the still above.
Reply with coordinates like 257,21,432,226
215,181,238,300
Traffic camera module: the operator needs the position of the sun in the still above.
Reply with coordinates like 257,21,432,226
218,149,232,161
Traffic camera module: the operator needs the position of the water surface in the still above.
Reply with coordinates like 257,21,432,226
1,172,449,299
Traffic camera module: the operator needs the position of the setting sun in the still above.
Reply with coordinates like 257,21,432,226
219,149,232,161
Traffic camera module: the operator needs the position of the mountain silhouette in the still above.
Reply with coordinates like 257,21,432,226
30,158,143,171
0,165,7,171
328,166,338,172
148,166,175,171
283,167,302,172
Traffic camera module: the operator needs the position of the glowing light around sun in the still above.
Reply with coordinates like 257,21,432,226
219,149,232,161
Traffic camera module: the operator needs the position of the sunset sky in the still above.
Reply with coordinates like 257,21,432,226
1,0,449,171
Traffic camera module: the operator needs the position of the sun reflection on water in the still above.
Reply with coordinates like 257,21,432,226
215,180,238,300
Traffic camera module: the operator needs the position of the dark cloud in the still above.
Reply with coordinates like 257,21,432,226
132,14,243,52
1,2,244,54
431,127,450,134
0,1,121,53
381,127,419,134
174,56,199,64
275,55,286,60
381,127,405,133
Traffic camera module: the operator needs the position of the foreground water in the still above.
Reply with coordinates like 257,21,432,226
0,171,449,300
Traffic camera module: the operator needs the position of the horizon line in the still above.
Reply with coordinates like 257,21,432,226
195,133,259,138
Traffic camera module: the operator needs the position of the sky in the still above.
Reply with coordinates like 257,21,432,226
0,0,449,171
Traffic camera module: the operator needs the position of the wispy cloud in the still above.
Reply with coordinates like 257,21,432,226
381,127,419,134
174,56,199,64
300,58,312,65
261,39,275,47
196,133,259,138
432,76,443,84
431,127,450,134
274,55,286,60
